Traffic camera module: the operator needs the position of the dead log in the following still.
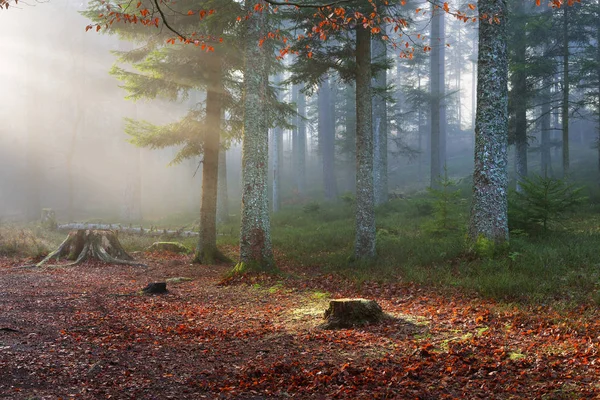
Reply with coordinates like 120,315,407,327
57,223,198,237
322,298,387,329
33,229,147,268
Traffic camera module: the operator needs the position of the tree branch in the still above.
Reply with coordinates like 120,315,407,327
262,0,352,8
152,0,189,40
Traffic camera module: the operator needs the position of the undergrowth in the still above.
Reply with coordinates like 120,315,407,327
240,180,600,306
6,166,600,306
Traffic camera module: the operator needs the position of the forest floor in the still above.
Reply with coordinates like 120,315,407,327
1,251,600,399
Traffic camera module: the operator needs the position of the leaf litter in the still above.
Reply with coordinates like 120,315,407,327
1,254,600,399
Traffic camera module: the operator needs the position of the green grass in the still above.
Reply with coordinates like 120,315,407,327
6,158,600,306
241,183,600,305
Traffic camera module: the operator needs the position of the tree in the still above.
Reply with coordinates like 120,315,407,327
318,75,338,201
372,32,388,205
84,0,244,264
430,2,447,189
354,23,376,259
468,0,510,245
509,0,530,192
285,1,401,260
237,0,275,270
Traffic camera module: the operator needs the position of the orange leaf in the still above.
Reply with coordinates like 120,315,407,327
468,3,476,10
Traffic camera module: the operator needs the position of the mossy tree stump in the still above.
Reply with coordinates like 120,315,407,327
35,229,147,267
322,298,387,329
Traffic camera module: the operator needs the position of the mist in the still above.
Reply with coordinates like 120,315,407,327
1,0,599,230
0,0,204,223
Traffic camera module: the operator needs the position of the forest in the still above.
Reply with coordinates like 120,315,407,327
1,0,600,398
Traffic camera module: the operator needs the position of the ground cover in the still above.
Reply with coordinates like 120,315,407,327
1,252,599,399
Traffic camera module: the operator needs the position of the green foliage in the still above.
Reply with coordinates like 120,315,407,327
340,192,355,207
423,169,464,234
509,175,587,233
302,202,321,214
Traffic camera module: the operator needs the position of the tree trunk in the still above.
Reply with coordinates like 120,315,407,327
562,5,570,177
513,1,528,192
417,71,425,182
597,5,600,175
354,25,376,260
297,84,307,194
468,0,509,245
195,62,224,264
272,74,284,212
372,32,388,205
217,147,229,223
318,76,338,201
430,4,447,189
541,75,551,177
291,83,300,194
238,0,275,271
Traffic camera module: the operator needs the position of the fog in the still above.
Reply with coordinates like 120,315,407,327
0,0,207,222
2,0,599,226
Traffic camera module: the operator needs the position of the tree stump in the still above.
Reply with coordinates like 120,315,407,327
322,298,387,329
146,242,190,254
141,282,168,294
34,229,147,268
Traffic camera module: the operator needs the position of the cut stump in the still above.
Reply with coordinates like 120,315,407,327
322,298,387,329
141,282,168,294
34,229,147,268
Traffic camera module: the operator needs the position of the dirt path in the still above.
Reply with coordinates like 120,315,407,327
1,254,600,399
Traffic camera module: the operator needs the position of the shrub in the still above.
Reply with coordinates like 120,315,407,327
509,175,587,233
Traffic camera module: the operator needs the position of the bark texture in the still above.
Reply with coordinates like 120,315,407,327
318,76,338,201
372,34,388,205
354,25,376,260
239,1,275,270
469,0,509,244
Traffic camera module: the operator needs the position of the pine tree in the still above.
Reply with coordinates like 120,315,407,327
84,0,243,264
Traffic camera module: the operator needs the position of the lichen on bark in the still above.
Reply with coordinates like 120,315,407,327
354,25,376,260
469,0,510,245
238,0,275,271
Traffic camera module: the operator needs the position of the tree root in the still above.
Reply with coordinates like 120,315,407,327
31,230,147,268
